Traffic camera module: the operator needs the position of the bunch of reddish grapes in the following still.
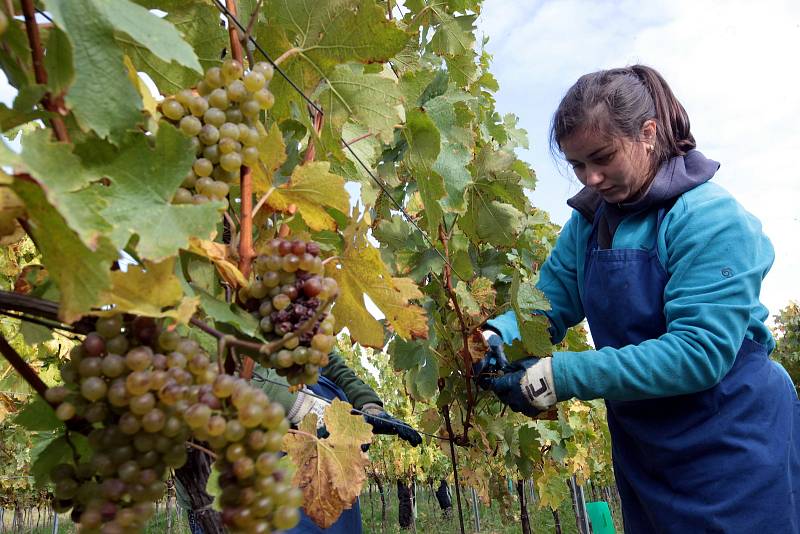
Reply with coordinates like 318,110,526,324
47,315,298,533
239,237,339,386
193,374,302,532
159,59,275,206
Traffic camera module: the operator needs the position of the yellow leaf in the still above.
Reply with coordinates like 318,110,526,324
326,217,428,348
186,238,247,288
252,122,287,194
283,400,372,529
99,258,198,324
266,162,350,231
123,56,158,118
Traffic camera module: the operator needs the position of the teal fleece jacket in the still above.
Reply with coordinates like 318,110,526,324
487,181,776,401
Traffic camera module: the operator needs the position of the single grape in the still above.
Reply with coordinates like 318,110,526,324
205,67,223,88
179,115,202,136
161,99,185,121
198,124,220,145
244,71,266,92
222,58,243,82
208,88,229,110
254,88,275,109
220,152,242,172
193,158,214,177
227,80,247,102
253,61,275,82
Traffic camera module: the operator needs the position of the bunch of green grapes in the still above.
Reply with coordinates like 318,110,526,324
239,238,339,386
189,374,302,532
159,59,275,206
47,315,297,533
47,315,196,532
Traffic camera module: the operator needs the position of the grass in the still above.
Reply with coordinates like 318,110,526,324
0,484,623,533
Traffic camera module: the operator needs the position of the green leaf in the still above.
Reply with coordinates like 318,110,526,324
15,398,62,432
90,124,223,260
44,27,75,95
125,0,224,94
0,129,111,250
511,272,554,357
409,355,438,400
425,91,475,213
429,12,476,58
195,286,265,341
45,0,200,142
11,180,117,323
321,64,405,145
402,109,443,235
258,0,409,120
30,433,91,487
459,198,523,247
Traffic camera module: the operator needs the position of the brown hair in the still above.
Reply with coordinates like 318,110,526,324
550,65,696,165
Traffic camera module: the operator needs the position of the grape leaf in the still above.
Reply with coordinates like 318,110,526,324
326,216,428,348
44,27,74,95
511,272,554,357
124,0,225,94
89,124,223,260
320,63,405,144
425,91,475,213
402,109,444,236
252,122,287,193
46,0,200,143
187,238,247,288
14,398,62,432
283,399,372,529
265,162,350,232
0,129,111,251
97,258,199,324
536,462,571,510
459,197,524,247
11,179,117,323
258,0,409,120
193,286,265,341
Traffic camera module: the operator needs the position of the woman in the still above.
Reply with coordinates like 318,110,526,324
478,65,800,532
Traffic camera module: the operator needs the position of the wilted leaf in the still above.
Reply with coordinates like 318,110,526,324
187,238,247,288
98,258,198,323
266,162,350,231
327,217,427,347
283,400,372,528
252,122,287,193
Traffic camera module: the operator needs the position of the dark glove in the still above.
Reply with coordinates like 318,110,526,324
360,403,422,446
489,357,557,418
472,330,510,390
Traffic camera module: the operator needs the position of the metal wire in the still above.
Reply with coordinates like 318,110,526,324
250,370,451,442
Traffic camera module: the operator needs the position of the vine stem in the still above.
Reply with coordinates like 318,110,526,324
225,0,257,377
186,441,218,460
274,47,301,66
303,105,324,163
20,0,69,142
191,299,330,372
442,404,467,534
286,428,317,440
438,224,474,437
0,334,49,402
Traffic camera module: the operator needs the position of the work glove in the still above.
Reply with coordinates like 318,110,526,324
287,388,330,431
472,330,510,390
489,357,557,418
360,403,423,446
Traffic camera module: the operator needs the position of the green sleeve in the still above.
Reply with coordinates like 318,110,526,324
251,364,298,412
322,350,382,409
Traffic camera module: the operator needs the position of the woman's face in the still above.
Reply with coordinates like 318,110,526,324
561,120,656,204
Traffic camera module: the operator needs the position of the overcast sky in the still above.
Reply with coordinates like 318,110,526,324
476,0,800,320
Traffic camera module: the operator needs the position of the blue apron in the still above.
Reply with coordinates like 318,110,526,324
582,204,800,533
287,376,363,534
